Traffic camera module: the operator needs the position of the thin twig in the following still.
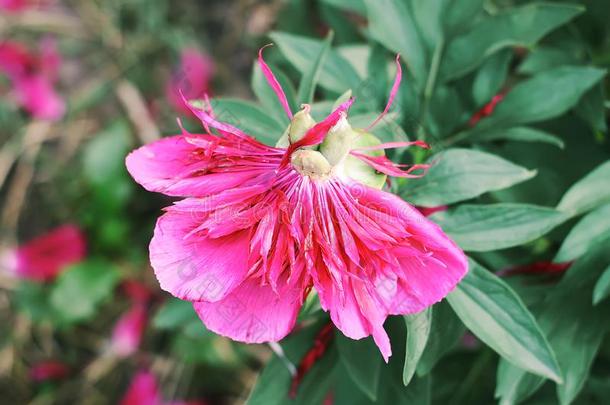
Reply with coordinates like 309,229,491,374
115,80,161,144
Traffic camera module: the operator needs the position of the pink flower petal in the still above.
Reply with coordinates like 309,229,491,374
150,208,251,302
125,135,279,197
193,277,302,343
258,45,293,119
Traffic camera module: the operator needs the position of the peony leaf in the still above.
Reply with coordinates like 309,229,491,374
403,307,432,386
401,149,535,206
441,3,584,80
297,31,333,105
269,31,362,94
476,66,606,129
555,204,610,262
447,259,562,382
336,334,382,400
433,203,567,252
557,160,610,216
50,260,119,324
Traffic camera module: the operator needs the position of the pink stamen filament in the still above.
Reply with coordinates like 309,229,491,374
258,44,294,120
366,54,402,131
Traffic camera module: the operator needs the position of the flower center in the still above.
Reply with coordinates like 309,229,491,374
291,149,332,180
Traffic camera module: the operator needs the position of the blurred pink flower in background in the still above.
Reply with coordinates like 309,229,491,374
120,369,207,405
121,279,155,303
166,48,214,115
0,37,65,120
29,361,70,382
1,224,86,281
120,370,162,405
0,0,27,12
110,304,148,358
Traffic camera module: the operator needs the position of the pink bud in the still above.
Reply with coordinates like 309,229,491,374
110,304,148,357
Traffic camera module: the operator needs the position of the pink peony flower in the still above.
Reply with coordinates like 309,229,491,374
109,304,148,358
1,224,86,282
166,48,214,115
126,51,468,361
0,38,65,120
29,361,70,382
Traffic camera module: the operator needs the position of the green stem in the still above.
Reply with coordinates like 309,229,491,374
415,37,444,163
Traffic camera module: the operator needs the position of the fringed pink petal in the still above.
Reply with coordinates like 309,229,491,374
352,140,429,152
150,208,251,302
366,54,402,131
350,151,430,178
258,44,293,119
193,277,303,343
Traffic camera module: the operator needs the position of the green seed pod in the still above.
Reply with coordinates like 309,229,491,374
319,114,357,166
276,105,316,148
341,129,387,189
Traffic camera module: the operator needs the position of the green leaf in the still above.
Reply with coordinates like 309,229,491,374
336,334,382,400
297,31,334,105
476,66,606,129
443,0,484,35
270,31,362,94
493,238,610,405
468,126,564,149
495,360,545,405
441,3,584,80
416,300,465,375
15,282,57,323
472,49,512,107
557,160,610,216
251,62,296,127
153,298,198,330
593,265,610,305
83,120,131,186
50,260,120,324
447,259,562,382
321,0,366,15
403,308,432,386
348,112,409,144
401,149,535,206
209,98,285,145
555,204,610,262
434,203,567,251
575,83,607,133
363,0,427,88
518,46,581,75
